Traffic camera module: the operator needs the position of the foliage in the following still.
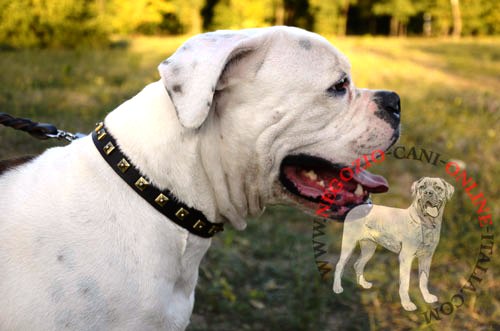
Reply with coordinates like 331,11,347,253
461,0,500,35
210,0,274,30
372,0,420,23
0,0,108,48
309,0,343,35
106,0,176,34
373,0,421,35
421,0,500,36
0,0,499,49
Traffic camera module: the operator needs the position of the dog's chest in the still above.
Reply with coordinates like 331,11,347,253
415,225,440,253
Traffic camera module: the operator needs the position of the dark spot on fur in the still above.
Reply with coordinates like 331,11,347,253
298,39,312,50
181,45,190,51
172,66,180,75
78,277,99,298
206,100,211,107
161,59,170,65
0,155,36,177
55,247,76,270
211,85,215,92
172,84,183,93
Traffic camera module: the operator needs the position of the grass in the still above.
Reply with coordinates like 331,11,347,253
0,35,498,330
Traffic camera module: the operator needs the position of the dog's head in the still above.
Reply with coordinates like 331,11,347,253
411,177,454,219
158,27,400,228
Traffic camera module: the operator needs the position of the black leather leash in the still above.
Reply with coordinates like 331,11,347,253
0,112,85,141
0,112,223,238
92,122,224,238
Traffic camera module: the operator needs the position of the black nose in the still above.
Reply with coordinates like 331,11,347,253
374,91,401,129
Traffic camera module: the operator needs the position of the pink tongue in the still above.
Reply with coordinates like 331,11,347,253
353,169,389,193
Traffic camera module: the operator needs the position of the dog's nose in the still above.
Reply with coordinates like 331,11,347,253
373,91,401,128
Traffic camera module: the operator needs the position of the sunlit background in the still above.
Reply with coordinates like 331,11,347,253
0,0,498,330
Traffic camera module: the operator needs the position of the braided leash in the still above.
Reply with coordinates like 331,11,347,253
0,112,85,142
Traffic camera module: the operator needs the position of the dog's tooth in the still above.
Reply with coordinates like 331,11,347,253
318,180,325,187
303,170,318,181
355,184,363,196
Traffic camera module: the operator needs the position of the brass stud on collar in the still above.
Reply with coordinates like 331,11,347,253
193,219,206,230
117,158,130,173
175,208,189,220
95,122,104,132
97,129,107,140
134,177,149,191
103,142,115,155
155,193,169,207
208,225,218,234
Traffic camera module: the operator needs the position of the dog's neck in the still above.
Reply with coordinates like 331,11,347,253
103,81,255,230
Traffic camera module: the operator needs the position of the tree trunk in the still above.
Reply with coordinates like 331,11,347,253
423,12,432,37
390,16,399,36
450,0,462,38
338,0,350,36
400,22,407,36
275,0,285,25
190,6,202,34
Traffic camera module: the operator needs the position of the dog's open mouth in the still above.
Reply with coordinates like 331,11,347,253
424,201,440,218
279,154,388,221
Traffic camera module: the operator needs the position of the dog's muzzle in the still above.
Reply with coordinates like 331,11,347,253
419,191,443,218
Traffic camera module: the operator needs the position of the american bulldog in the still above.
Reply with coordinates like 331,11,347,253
333,177,454,311
0,26,400,330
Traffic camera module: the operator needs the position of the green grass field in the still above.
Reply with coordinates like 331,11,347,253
0,36,498,330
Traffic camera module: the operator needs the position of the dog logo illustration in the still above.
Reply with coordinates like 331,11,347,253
332,177,454,311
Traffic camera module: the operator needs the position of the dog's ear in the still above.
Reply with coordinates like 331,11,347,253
440,178,455,200
411,178,424,197
158,30,271,129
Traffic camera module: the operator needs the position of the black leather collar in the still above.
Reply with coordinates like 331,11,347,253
92,122,223,238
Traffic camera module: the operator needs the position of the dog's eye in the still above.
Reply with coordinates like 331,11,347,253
327,76,349,96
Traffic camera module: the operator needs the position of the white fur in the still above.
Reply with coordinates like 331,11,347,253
0,27,398,330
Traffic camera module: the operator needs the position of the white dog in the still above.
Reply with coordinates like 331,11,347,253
0,27,400,330
333,177,454,311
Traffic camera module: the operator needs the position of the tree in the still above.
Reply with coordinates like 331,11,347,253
338,0,356,36
107,0,176,34
169,0,205,34
450,0,462,38
373,0,420,36
210,0,274,30
310,0,340,35
420,0,499,37
0,0,108,48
